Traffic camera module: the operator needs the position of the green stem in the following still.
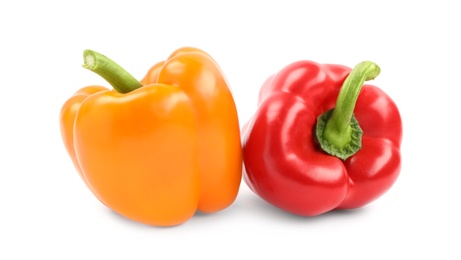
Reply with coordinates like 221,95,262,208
315,61,380,160
82,50,142,93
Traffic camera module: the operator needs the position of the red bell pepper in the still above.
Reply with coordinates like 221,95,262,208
242,60,402,216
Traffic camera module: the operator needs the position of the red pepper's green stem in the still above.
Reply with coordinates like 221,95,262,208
83,50,142,94
316,61,380,160
324,61,380,145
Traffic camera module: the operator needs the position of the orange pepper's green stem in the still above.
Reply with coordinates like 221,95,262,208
316,61,380,160
83,50,142,94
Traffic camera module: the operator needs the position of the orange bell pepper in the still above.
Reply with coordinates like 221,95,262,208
59,47,242,226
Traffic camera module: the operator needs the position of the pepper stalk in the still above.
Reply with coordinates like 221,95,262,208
315,61,380,160
82,50,142,93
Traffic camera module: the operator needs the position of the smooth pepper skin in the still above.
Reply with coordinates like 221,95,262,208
242,60,402,216
60,47,242,226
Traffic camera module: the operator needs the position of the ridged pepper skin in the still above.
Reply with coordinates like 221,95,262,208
60,48,242,226
242,60,402,216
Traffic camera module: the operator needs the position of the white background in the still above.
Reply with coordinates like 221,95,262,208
1,0,459,259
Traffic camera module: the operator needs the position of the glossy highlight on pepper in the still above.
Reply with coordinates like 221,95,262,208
60,48,242,226
242,60,402,216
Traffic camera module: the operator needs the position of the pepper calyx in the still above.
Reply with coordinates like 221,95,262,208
315,109,362,160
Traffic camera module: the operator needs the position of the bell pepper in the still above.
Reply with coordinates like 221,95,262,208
242,60,402,216
60,47,242,226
